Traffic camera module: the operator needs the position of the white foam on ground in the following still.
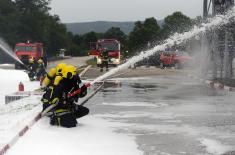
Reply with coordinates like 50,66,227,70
95,111,180,121
102,101,168,108
0,69,40,104
0,69,142,155
200,138,233,155
6,115,142,155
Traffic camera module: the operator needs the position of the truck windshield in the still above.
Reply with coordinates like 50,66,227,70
99,42,119,51
15,46,36,52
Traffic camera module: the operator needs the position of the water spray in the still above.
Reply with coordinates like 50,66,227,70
90,7,235,85
1,6,235,155
0,39,24,66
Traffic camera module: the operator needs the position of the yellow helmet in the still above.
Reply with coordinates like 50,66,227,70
62,65,77,79
29,58,34,63
48,68,56,77
42,68,56,87
56,63,67,76
38,59,43,64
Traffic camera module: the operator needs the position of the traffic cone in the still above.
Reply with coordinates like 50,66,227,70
19,82,24,91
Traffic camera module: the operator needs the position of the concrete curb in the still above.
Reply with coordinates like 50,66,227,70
188,74,235,92
205,80,235,91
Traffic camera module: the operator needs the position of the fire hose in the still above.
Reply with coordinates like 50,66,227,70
0,65,128,155
0,81,103,155
0,65,98,155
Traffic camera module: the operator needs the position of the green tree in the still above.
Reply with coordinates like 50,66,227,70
143,17,161,41
128,21,145,52
128,17,161,55
0,0,19,46
15,0,51,42
73,34,82,45
13,0,71,56
67,33,85,56
82,31,98,50
162,12,193,38
43,15,70,56
15,0,51,13
104,27,127,43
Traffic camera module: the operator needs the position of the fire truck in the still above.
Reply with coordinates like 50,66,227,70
159,51,192,69
89,39,121,66
14,42,47,69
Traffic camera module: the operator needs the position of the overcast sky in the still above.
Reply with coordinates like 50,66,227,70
50,0,203,23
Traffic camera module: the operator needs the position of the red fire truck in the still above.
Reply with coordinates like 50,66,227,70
89,39,121,66
14,42,47,69
159,51,192,69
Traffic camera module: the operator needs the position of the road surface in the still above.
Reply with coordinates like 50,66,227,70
1,64,235,155
85,72,235,155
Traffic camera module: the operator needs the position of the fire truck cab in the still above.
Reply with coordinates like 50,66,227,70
89,39,121,66
14,42,47,69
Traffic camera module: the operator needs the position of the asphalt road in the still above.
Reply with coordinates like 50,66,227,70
46,56,90,69
85,72,235,155
2,55,235,154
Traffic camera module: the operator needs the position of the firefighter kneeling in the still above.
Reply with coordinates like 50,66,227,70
41,65,89,128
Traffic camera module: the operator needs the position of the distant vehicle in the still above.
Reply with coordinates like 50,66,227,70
160,51,192,69
59,49,65,57
134,53,160,67
89,39,121,67
14,42,47,69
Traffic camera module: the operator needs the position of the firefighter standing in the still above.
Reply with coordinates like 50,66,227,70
36,59,46,80
41,64,89,128
28,58,38,81
100,48,110,72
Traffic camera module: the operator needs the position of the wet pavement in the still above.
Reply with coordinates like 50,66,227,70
86,74,235,155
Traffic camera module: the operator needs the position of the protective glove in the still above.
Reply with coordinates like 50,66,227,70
79,84,87,98
73,75,82,84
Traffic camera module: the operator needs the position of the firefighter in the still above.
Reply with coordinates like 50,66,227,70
56,63,67,76
41,67,56,88
41,63,67,107
41,63,67,89
28,58,38,81
36,59,46,80
41,65,88,128
100,48,110,72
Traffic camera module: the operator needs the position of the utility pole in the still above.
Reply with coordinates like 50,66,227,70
203,0,208,20
202,0,234,79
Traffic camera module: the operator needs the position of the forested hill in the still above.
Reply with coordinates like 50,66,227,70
65,21,135,35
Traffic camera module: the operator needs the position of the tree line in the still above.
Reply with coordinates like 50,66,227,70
0,0,195,58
